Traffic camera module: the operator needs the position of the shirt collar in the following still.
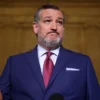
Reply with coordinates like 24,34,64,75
37,44,60,57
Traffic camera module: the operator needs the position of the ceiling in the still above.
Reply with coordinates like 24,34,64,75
0,0,100,3
0,0,100,7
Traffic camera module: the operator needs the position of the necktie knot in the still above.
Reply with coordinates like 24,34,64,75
46,52,53,58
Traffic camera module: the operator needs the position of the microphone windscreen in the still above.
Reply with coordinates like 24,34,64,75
49,93,64,100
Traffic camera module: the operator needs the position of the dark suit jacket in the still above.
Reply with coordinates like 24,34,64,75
0,46,100,100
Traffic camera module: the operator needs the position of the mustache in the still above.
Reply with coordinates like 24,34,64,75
47,31,59,35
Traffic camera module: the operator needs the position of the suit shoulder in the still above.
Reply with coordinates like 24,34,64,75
8,50,33,59
63,47,90,60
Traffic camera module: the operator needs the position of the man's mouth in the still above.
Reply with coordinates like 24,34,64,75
47,32,59,35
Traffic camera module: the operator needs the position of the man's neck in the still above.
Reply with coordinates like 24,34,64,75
38,43,60,51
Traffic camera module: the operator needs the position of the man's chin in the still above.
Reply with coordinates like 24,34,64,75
45,37,60,42
44,40,61,48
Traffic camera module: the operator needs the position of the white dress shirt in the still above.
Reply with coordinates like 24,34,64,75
37,45,60,74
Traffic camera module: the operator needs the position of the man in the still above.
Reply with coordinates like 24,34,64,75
0,4,100,100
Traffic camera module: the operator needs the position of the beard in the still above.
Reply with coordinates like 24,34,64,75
38,34,62,49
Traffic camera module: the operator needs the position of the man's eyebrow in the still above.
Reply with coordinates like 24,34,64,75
57,17,63,20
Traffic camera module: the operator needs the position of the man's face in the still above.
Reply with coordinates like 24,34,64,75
33,9,64,50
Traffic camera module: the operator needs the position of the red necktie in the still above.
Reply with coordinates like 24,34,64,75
43,52,54,87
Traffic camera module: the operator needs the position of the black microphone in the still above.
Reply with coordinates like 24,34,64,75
49,93,64,100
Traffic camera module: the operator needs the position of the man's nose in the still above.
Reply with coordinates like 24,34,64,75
51,22,57,31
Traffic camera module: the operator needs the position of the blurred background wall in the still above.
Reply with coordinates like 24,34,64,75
0,0,100,83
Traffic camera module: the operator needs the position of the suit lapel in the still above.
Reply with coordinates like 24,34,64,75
25,46,45,92
24,46,71,91
48,46,70,88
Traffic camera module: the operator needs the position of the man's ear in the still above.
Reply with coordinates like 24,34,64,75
32,22,38,35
